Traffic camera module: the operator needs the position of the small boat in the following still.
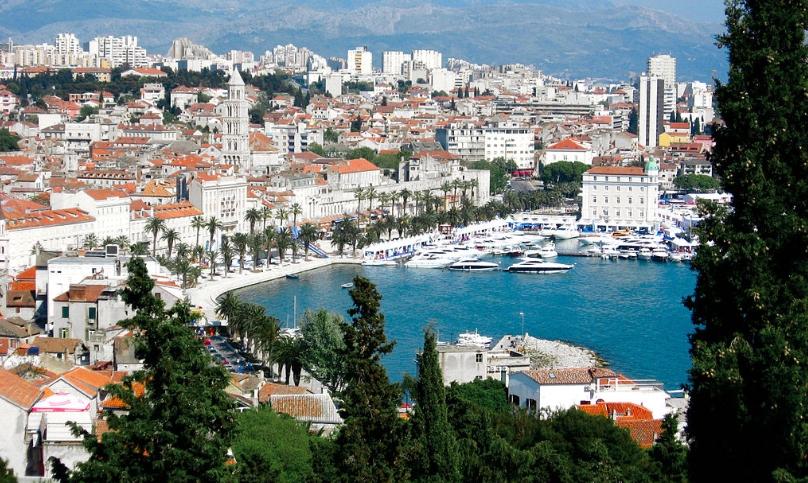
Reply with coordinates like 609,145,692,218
637,247,653,260
285,274,299,279
521,242,558,259
456,330,492,349
447,258,500,271
341,282,354,289
362,259,398,267
507,259,574,274
651,248,670,262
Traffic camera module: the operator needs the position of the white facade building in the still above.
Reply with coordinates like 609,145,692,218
484,119,535,170
50,189,130,245
412,49,443,70
88,35,147,68
579,158,660,231
382,50,410,75
347,47,373,75
638,75,665,148
188,174,248,246
647,54,676,118
430,68,457,94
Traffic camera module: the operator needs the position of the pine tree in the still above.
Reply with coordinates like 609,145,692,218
627,107,639,135
55,258,236,483
334,276,408,483
410,326,460,483
685,1,808,482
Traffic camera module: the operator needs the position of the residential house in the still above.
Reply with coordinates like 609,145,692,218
0,367,44,477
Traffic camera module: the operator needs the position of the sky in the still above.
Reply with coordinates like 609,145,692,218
611,0,726,23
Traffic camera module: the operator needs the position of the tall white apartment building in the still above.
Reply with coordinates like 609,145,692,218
220,70,251,170
88,35,147,68
347,46,373,75
638,75,665,148
412,49,442,70
55,33,82,56
647,54,676,117
579,158,660,231
382,50,410,75
484,119,534,170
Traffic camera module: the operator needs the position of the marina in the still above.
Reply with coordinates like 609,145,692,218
236,237,697,391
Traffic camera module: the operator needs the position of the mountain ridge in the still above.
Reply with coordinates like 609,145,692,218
0,0,726,81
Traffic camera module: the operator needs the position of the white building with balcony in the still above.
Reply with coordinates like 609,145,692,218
579,157,660,231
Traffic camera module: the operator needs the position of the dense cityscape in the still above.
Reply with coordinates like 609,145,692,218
0,3,800,481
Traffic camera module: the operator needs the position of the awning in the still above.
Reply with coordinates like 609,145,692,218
32,393,91,413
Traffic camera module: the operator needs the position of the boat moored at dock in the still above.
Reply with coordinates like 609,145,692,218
507,259,574,274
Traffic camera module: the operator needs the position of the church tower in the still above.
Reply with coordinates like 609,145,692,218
221,69,251,170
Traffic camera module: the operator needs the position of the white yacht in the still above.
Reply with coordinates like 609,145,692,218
456,330,493,349
651,248,670,262
362,259,399,267
405,255,452,269
507,259,574,274
447,258,500,271
522,242,558,259
637,247,653,260
553,225,581,240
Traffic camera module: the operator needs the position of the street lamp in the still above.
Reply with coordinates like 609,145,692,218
519,312,525,337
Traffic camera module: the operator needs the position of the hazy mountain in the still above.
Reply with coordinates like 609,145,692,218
0,0,725,81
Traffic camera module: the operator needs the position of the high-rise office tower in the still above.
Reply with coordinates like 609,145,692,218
647,54,676,118
639,75,665,148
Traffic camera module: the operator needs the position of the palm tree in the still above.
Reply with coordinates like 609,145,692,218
274,335,304,386
145,216,166,257
263,226,277,268
187,265,202,288
175,242,190,262
161,228,180,259
297,223,318,261
191,215,206,256
216,291,244,336
389,190,400,217
254,313,281,376
191,245,206,266
400,188,412,216
378,192,391,217
220,236,235,278
260,205,273,231
206,216,223,253
275,227,293,262
451,178,462,206
130,242,148,257
83,234,99,249
249,233,265,270
175,258,192,289
275,208,289,228
354,187,366,213
366,186,377,212
244,208,262,235
101,236,116,248
113,235,130,252
207,249,218,277
232,232,249,273
290,202,303,228
412,191,424,216
440,180,453,206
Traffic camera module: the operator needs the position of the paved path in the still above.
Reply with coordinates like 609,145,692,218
185,256,362,321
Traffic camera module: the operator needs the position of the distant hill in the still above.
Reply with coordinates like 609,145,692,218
0,0,726,81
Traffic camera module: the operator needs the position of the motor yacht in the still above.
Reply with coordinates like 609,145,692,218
521,242,558,259
447,258,500,271
361,259,398,267
405,255,452,269
456,330,493,349
506,259,574,274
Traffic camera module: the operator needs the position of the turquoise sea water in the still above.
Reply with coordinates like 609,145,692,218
236,239,697,391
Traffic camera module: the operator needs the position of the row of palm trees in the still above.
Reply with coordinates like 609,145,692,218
353,179,480,217
215,291,302,384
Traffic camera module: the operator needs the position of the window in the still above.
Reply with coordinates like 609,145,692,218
628,197,633,204
592,196,597,203
476,353,483,363
592,209,597,216
640,198,645,205
604,185,609,191
617,197,621,204
604,196,609,203
616,186,621,191
628,210,633,217
62,306,69,318
89,307,96,320
616,210,621,217
629,186,633,191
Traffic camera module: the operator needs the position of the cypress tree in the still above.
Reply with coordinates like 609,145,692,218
685,1,808,482
334,276,408,483
410,326,460,483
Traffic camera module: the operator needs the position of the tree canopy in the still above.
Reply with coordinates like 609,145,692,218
672,174,720,192
0,128,20,152
540,161,590,185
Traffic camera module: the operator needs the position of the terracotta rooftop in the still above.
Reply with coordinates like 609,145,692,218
519,367,617,385
0,366,43,409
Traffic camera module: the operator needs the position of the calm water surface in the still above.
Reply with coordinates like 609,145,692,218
236,239,697,391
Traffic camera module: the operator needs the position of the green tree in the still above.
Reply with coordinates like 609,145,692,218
0,128,20,153
299,308,347,392
648,414,688,483
0,458,15,483
334,277,408,483
160,227,180,259
627,107,639,135
230,406,314,483
673,174,720,192
53,258,235,483
244,208,262,235
540,160,590,185
232,232,249,273
685,1,808,482
410,326,460,483
191,215,206,258
297,223,318,261
77,104,99,121
469,160,509,194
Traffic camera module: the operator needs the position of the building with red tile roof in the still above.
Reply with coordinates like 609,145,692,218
577,401,664,448
0,366,44,475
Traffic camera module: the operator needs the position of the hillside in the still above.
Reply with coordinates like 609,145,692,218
0,0,726,81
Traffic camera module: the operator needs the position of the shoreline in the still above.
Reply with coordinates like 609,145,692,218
184,256,362,321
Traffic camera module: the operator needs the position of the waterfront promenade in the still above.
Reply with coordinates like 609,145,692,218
185,256,362,320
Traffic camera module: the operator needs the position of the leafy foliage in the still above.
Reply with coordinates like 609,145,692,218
672,174,720,192
298,308,347,392
231,407,314,483
540,161,590,185
0,128,20,152
684,1,808,482
55,258,236,483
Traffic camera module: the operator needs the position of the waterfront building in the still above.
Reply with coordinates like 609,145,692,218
436,119,534,169
219,70,251,170
50,189,130,245
578,156,660,231
638,75,665,148
188,173,248,245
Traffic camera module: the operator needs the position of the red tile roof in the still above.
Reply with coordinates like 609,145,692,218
585,166,646,176
0,366,43,409
520,367,617,385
